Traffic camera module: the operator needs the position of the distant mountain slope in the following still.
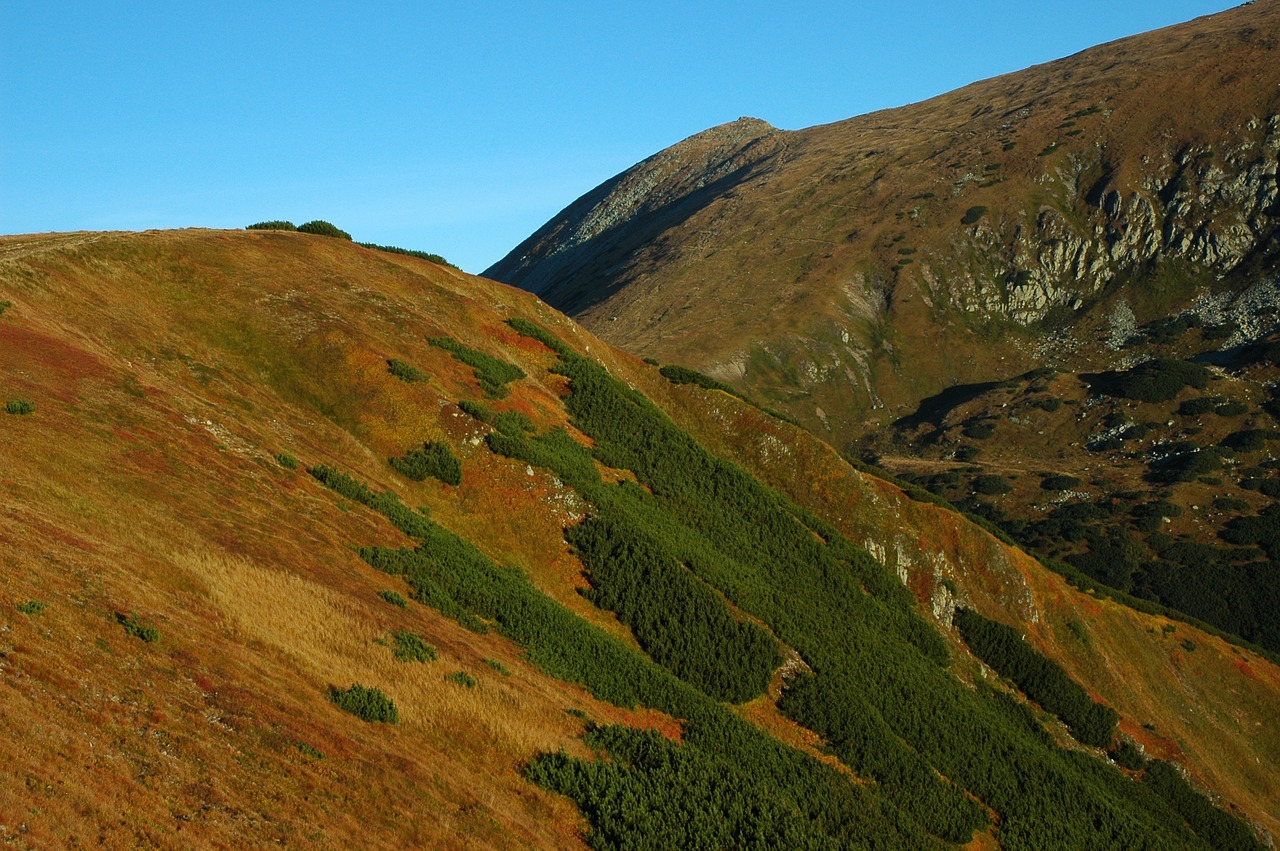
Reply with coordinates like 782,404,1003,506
487,1,1280,446
1,229,1276,847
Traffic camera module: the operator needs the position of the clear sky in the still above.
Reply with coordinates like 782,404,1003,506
1,1,1243,273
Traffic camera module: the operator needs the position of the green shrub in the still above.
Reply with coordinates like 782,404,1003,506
1142,761,1264,850
1034,396,1064,412
1110,739,1148,771
359,242,456,269
387,358,429,383
1040,474,1082,491
1215,400,1249,417
445,671,477,689
274,451,299,470
954,445,981,462
1132,500,1182,519
389,441,462,486
0,300,11,315
246,220,297,231
659,364,736,396
1213,497,1249,511
963,420,997,439
484,657,510,675
427,336,525,398
5,400,35,415
1093,359,1211,403
379,589,408,608
1221,429,1280,452
297,220,352,240
1177,396,1223,416
117,611,160,643
961,205,988,225
391,630,437,663
296,742,324,759
16,600,46,615
328,683,398,722
1147,448,1226,484
972,475,1012,495
954,608,1117,748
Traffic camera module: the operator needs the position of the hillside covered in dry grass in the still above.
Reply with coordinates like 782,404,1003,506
1,229,1277,848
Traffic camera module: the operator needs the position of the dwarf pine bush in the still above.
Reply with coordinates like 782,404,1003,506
328,683,398,723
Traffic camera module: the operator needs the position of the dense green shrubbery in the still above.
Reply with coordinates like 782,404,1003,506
498,319,1224,849
387,358,429,383
16,600,46,615
246,220,297,231
568,513,780,703
0,300,12,315
297,220,352,240
961,205,988,225
1142,761,1264,850
526,724,858,851
1092,359,1211,402
427,336,525,398
389,441,462,486
954,608,1117,748
5,400,35,415
486,427,600,491
328,684,398,722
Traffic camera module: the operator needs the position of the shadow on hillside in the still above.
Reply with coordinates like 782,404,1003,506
893,380,1008,430
484,140,782,317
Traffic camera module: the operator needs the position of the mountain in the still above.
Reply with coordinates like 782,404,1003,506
486,1,1280,446
1,228,1276,848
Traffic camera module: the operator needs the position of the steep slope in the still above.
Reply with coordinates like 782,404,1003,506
487,1,1280,445
1,229,1276,847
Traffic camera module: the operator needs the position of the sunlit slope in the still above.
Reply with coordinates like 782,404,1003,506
0,229,1274,847
0,229,659,849
488,1,1280,445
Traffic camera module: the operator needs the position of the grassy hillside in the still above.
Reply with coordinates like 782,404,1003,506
1,230,1276,847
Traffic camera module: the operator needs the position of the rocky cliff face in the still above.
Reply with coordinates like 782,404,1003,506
945,114,1280,327
488,2,1280,444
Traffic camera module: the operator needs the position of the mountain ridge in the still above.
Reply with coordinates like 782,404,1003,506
487,0,1280,444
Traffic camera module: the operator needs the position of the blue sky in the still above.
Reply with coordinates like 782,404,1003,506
1,2,1241,273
